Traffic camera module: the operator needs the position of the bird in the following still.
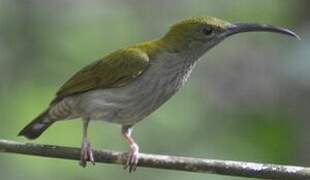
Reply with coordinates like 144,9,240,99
18,16,300,172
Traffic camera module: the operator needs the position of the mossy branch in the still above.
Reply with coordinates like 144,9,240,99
0,139,309,179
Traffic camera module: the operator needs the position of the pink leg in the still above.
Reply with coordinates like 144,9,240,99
79,119,95,167
122,125,139,172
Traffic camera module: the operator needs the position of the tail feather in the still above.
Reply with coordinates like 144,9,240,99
18,109,54,139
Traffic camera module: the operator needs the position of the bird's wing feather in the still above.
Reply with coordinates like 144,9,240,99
51,48,149,104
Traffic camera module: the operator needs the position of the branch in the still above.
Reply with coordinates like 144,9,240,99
0,139,309,179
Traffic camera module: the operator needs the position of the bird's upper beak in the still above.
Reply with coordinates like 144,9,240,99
223,23,300,40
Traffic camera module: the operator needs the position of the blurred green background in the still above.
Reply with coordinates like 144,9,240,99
0,0,309,180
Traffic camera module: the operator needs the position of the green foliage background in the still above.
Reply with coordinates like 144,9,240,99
0,0,309,180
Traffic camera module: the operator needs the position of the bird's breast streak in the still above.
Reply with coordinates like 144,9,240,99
72,53,196,125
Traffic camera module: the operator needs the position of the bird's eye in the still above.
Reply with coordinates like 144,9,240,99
202,27,213,36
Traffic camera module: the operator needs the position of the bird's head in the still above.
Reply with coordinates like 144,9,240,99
162,16,300,57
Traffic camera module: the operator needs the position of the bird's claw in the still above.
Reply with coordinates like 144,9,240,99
79,139,95,167
124,143,139,173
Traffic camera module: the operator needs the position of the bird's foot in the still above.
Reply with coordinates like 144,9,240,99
79,138,95,167
124,143,139,173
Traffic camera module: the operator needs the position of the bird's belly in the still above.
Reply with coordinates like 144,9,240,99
74,62,194,125
75,76,179,124
71,51,197,125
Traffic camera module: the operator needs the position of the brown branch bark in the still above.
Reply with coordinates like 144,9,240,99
0,139,309,179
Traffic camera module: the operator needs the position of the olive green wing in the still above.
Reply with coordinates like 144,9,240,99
51,48,149,104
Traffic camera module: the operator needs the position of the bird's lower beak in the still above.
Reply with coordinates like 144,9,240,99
223,23,300,40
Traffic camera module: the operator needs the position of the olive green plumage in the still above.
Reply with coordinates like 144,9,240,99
52,16,234,105
52,48,150,104
51,16,237,105
18,16,299,171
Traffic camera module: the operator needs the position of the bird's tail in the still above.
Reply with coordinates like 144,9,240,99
18,109,54,139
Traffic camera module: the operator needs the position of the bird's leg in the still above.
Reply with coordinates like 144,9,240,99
122,125,139,172
79,118,95,167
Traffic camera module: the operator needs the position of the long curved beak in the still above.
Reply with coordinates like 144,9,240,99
224,23,300,40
